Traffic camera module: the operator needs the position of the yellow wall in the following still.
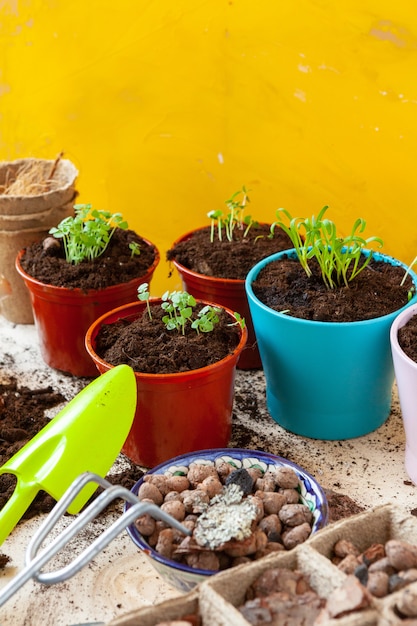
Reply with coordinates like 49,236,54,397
1,0,417,294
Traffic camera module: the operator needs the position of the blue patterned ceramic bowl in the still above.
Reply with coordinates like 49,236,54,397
125,448,329,592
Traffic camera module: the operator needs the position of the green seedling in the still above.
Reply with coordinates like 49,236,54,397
270,206,384,289
161,290,195,335
191,304,222,333
207,186,257,242
208,209,224,242
228,311,246,330
129,241,141,258
138,284,225,335
49,203,128,265
401,253,417,287
137,283,152,319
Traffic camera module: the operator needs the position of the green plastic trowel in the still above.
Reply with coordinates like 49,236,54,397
0,364,137,546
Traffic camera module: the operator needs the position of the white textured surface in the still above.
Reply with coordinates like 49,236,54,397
0,316,415,625
231,369,415,512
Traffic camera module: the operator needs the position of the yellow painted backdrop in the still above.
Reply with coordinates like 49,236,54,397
1,0,417,293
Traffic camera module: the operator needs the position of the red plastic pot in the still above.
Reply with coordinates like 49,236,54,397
169,228,261,369
15,243,160,377
85,300,248,467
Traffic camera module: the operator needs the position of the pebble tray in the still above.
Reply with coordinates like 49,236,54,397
107,503,417,626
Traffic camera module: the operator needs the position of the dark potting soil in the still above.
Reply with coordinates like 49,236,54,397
19,228,157,290
0,380,144,515
94,303,242,374
166,224,293,280
0,382,66,519
0,379,144,544
252,254,414,322
398,314,417,363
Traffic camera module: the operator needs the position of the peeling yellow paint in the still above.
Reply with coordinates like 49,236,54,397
0,1,19,17
0,1,416,294
0,84,11,96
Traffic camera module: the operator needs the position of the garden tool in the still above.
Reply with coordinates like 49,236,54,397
0,364,137,546
0,471,191,606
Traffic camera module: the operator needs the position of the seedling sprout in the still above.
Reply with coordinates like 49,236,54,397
229,311,246,329
129,241,141,258
207,186,257,242
137,284,245,335
161,290,196,335
49,203,129,265
401,253,417,287
191,305,221,333
137,283,152,319
270,206,384,289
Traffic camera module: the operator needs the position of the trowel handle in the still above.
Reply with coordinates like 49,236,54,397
0,478,39,546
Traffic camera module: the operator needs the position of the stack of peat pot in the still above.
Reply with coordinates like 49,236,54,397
0,157,78,324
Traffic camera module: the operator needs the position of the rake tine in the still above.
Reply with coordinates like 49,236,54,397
0,472,190,606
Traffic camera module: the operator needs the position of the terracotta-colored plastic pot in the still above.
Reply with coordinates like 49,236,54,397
85,300,248,467
169,228,261,370
15,242,160,377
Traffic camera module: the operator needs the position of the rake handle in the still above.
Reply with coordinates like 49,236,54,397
0,472,191,607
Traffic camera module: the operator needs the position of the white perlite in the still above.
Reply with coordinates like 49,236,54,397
193,484,258,549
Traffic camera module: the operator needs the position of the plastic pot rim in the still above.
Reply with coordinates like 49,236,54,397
245,248,417,328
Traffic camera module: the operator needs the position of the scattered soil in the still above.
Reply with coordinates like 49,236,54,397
398,314,417,363
0,379,144,542
0,381,66,518
324,489,366,523
93,302,242,374
0,374,364,570
18,228,157,290
0,554,10,568
166,224,293,280
251,254,414,322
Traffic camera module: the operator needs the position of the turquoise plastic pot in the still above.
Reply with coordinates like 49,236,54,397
245,249,417,440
